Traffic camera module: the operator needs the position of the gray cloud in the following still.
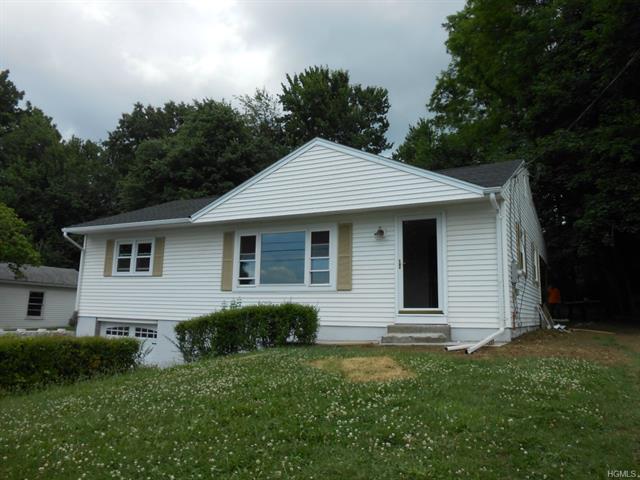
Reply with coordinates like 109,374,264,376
0,0,464,151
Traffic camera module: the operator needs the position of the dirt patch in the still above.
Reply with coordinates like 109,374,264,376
310,355,416,382
469,329,637,365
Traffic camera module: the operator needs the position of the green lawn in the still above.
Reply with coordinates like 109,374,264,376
1,345,638,479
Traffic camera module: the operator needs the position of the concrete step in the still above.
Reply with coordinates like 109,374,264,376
387,324,450,335
380,333,449,344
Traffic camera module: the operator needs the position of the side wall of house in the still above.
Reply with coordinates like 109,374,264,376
503,168,547,332
0,284,76,329
77,201,502,364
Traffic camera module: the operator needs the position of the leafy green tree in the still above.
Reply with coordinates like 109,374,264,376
237,88,288,165
0,202,40,274
0,72,116,267
396,0,640,315
0,70,24,136
119,99,278,209
279,66,392,153
105,101,194,176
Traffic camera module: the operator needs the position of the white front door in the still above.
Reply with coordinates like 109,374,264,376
397,215,446,323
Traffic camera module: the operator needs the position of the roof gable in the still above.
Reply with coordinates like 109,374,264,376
192,138,485,223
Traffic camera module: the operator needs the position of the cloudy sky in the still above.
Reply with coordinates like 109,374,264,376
0,0,464,152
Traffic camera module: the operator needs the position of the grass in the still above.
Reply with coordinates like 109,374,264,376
1,334,639,479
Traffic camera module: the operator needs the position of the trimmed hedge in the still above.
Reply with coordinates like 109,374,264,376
175,303,318,362
0,335,141,392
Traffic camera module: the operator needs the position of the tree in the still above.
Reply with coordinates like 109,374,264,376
0,202,40,274
0,69,24,136
118,99,278,209
105,101,194,176
0,71,116,267
237,88,288,165
396,0,640,316
279,66,392,153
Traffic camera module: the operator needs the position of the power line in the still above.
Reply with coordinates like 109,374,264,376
566,46,640,131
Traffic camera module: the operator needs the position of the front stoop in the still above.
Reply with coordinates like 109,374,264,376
380,324,451,345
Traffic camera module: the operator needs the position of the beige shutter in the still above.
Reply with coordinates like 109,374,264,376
337,223,353,291
152,237,165,277
103,239,115,277
221,231,235,291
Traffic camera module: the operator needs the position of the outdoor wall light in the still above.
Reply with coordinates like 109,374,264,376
374,227,385,239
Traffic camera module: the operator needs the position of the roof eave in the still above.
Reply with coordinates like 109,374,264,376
62,217,191,235
0,279,77,289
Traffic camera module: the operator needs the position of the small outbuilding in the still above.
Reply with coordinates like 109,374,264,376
0,263,78,329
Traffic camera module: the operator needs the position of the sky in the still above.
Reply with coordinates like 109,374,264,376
0,0,465,152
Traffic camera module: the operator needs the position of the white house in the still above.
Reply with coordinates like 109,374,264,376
0,263,77,329
63,138,546,365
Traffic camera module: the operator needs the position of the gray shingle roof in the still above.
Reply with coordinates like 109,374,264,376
0,263,78,288
434,159,523,188
65,159,522,230
67,196,219,229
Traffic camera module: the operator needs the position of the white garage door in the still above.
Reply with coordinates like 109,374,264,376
99,322,158,356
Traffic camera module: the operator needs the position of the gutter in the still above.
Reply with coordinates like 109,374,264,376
63,231,84,250
62,231,86,312
62,217,191,235
463,191,507,354
466,327,505,354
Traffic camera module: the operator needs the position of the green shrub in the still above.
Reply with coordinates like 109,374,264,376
175,303,318,362
0,335,141,392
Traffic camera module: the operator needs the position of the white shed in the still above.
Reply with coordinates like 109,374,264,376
0,263,77,329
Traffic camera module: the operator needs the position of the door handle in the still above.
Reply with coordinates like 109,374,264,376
398,259,402,269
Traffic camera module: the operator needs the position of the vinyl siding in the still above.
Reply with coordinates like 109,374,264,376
78,203,502,332
446,202,501,327
0,284,76,329
503,168,547,328
194,144,481,223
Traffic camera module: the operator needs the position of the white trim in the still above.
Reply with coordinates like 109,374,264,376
62,218,190,235
97,318,157,325
232,223,337,291
395,213,446,321
0,280,76,289
112,238,155,276
191,138,487,222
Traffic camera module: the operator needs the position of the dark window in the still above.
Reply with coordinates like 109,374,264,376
27,291,45,317
239,235,257,285
310,231,330,284
117,243,133,272
135,242,152,272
